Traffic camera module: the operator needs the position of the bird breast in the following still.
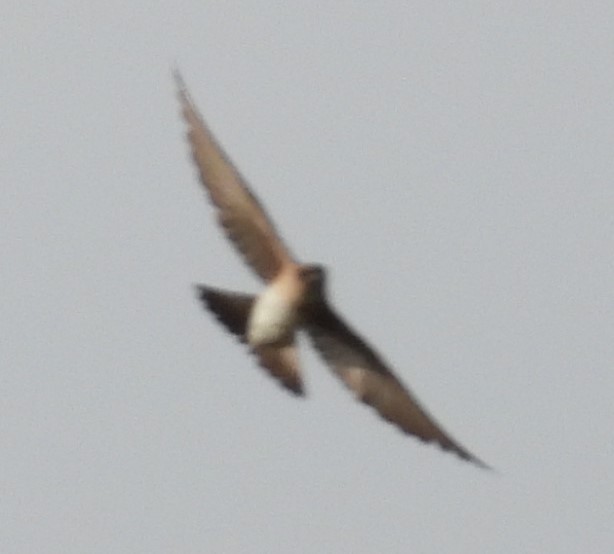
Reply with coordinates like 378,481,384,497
247,285,298,346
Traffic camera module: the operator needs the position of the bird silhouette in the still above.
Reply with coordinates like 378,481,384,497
176,71,490,469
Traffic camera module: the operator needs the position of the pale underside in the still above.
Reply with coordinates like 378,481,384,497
247,283,299,347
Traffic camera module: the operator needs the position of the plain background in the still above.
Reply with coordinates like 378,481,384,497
2,2,613,552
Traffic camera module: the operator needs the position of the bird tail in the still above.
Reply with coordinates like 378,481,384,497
194,285,255,341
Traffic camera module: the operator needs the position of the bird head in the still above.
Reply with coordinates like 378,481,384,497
298,264,327,303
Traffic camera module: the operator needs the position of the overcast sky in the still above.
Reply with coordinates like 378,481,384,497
2,2,613,552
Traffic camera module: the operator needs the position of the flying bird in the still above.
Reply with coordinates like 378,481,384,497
175,71,489,469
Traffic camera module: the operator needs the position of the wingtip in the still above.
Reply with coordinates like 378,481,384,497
473,456,496,472
193,283,208,300
173,68,193,111
466,455,493,472
450,444,493,472
172,67,186,92
411,428,493,471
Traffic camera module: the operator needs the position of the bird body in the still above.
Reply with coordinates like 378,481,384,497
247,272,300,346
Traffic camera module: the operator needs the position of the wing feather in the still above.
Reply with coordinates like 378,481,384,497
176,72,295,282
305,303,489,468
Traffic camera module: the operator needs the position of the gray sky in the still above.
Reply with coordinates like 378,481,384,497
2,2,613,552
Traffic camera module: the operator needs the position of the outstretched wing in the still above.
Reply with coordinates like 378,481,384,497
304,303,489,468
176,72,295,282
196,285,304,395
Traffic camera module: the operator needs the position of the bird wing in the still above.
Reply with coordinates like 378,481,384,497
304,303,489,468
176,72,295,282
196,285,304,395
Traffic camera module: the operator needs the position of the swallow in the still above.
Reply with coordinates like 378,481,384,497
175,71,490,469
